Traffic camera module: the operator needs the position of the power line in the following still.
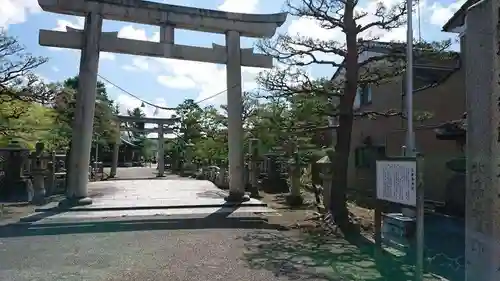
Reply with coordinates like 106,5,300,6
97,74,176,110
97,73,238,111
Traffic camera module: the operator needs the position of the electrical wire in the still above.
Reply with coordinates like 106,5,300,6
97,73,238,111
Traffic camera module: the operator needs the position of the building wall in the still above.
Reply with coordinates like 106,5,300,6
348,66,466,202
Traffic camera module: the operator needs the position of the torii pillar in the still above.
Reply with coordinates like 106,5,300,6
109,122,120,178
464,0,500,280
62,12,103,206
157,123,165,177
224,30,246,202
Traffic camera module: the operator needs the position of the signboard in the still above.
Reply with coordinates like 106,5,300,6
376,160,417,206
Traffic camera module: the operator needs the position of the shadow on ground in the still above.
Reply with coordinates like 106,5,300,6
240,225,464,281
0,205,285,238
269,194,316,211
103,177,168,181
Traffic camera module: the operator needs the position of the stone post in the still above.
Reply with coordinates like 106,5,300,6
287,150,303,206
317,155,332,210
46,151,56,195
31,142,46,205
463,1,500,280
183,143,195,176
225,30,248,202
249,138,260,198
64,12,103,207
217,160,228,189
110,124,120,178
157,124,165,177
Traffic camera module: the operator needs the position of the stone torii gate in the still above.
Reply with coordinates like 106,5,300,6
37,0,286,205
110,115,178,178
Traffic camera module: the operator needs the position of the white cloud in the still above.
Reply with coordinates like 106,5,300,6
428,0,466,27
157,75,197,89
52,17,84,32
148,0,264,104
100,52,116,61
122,57,150,72
122,65,136,71
115,94,176,119
218,0,260,13
152,58,260,105
51,66,59,72
118,25,152,41
0,0,40,29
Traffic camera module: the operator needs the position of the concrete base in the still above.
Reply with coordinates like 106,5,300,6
31,195,47,206
224,192,250,203
58,197,93,209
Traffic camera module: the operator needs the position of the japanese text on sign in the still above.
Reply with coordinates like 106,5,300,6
376,160,417,206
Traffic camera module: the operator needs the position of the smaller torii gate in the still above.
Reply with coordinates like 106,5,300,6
111,115,178,178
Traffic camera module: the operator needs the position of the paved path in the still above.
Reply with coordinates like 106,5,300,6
1,179,323,281
31,179,273,221
104,166,165,180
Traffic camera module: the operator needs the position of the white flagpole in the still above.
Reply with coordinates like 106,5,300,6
406,0,415,156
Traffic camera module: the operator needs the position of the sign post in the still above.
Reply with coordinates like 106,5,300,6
375,156,424,281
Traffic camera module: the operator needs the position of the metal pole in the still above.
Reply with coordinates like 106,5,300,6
405,2,423,280
94,138,98,181
415,155,424,281
406,0,415,156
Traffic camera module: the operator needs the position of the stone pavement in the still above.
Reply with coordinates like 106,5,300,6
103,166,163,180
0,178,303,281
25,178,276,223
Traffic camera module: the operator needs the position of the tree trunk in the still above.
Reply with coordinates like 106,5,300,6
329,112,354,227
328,17,358,229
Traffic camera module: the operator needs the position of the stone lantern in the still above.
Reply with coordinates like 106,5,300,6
217,159,229,189
182,142,196,177
248,138,261,198
31,142,47,205
316,155,332,210
2,140,30,200
286,150,304,206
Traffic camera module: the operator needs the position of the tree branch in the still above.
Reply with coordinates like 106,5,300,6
357,1,408,33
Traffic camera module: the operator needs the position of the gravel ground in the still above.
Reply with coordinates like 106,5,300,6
0,216,333,281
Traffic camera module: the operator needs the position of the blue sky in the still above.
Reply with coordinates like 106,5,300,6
3,0,464,119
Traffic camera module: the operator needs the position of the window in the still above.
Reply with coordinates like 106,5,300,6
360,84,372,105
353,84,372,110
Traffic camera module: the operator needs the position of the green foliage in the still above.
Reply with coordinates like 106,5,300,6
163,89,330,167
123,106,156,159
0,96,65,149
53,76,119,147
1,74,120,151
